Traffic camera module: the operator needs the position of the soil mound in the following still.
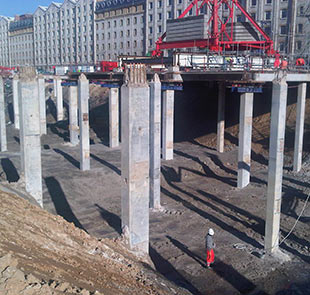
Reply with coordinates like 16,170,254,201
0,191,189,295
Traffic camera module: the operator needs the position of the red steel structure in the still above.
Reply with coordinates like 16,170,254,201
152,0,275,57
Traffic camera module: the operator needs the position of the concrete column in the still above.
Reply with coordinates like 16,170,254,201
121,65,150,253
69,86,79,146
217,82,225,153
18,68,43,207
12,75,19,129
78,74,90,171
0,77,7,151
237,92,254,188
53,78,57,98
293,83,307,172
265,75,288,253
38,75,47,135
149,74,161,209
162,90,174,160
109,88,119,148
56,78,63,121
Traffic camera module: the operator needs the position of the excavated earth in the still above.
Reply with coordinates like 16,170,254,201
0,79,309,295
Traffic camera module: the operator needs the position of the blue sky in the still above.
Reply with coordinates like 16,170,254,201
0,0,63,17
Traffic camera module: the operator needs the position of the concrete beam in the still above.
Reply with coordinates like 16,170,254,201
121,65,150,253
19,68,43,207
149,74,161,209
0,77,7,152
38,75,47,135
109,88,119,148
237,92,254,189
69,86,79,146
162,90,174,160
12,75,20,129
217,82,225,153
293,83,307,172
78,74,90,171
265,75,288,253
253,72,310,82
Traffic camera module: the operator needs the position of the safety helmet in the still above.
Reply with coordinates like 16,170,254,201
208,228,214,236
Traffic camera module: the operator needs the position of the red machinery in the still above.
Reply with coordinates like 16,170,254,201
100,61,118,72
152,0,275,57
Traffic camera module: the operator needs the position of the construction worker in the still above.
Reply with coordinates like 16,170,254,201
296,57,305,67
280,58,288,70
274,51,280,68
205,228,215,268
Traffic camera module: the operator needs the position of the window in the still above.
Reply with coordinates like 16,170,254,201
266,0,272,4
237,15,243,22
158,13,162,20
251,13,256,20
297,23,303,34
158,1,162,8
280,25,287,35
167,11,172,19
279,42,285,51
296,41,302,50
149,27,153,34
265,11,271,20
149,2,153,9
280,9,287,18
149,15,153,22
251,0,256,6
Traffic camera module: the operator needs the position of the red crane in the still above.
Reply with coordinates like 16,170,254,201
152,0,275,57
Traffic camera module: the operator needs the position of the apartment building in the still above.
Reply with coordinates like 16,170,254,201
95,0,145,62
9,15,35,67
0,16,12,67
33,0,95,70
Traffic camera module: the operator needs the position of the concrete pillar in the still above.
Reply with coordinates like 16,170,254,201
149,74,161,209
18,68,43,207
217,82,225,153
109,88,119,148
121,65,150,253
53,78,57,98
78,74,90,171
38,75,47,135
56,77,63,121
293,83,307,172
237,92,254,189
69,86,79,146
162,90,174,160
0,77,7,151
265,75,288,253
12,75,19,129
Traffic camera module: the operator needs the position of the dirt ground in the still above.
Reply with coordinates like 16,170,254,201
0,80,309,295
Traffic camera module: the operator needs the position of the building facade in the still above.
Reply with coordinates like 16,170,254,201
0,16,12,67
9,15,35,67
95,0,145,62
33,0,95,70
